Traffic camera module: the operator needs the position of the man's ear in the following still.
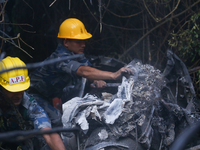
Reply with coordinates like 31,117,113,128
63,39,68,47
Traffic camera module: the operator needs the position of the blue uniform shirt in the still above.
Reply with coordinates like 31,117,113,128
0,92,51,132
22,92,51,129
29,44,92,100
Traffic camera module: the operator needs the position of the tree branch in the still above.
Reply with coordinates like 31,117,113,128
119,0,200,60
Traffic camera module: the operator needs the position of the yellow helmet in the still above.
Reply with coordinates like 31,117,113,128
57,18,92,40
0,56,30,92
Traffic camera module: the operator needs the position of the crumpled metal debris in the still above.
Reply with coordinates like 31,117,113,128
62,50,200,150
62,94,106,133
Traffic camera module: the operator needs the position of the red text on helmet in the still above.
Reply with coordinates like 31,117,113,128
9,75,25,85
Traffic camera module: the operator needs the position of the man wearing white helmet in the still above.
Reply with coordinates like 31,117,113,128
0,56,66,150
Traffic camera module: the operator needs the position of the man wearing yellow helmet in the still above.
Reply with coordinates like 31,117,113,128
28,18,133,105
27,18,133,149
0,56,66,150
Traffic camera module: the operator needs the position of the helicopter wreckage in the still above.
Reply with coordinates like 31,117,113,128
61,50,200,150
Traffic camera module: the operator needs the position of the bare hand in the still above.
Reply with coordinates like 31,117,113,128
90,80,107,88
113,67,134,80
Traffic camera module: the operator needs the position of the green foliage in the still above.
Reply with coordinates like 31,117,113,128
198,70,200,84
168,12,200,61
168,12,200,97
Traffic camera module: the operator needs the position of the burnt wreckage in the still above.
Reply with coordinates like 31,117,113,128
62,49,200,150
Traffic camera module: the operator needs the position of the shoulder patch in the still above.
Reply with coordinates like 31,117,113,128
29,97,34,102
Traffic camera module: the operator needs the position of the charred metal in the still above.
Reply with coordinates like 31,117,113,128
62,50,200,150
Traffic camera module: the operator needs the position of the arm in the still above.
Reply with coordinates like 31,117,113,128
42,127,66,150
24,93,66,150
76,66,134,81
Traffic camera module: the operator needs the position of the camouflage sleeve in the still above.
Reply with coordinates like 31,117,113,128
56,55,92,76
22,92,52,129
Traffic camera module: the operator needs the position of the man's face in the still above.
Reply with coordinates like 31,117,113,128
2,88,24,106
64,39,86,54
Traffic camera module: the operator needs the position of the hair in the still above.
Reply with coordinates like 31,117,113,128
0,85,4,99
0,85,3,91
57,38,65,45
57,38,75,45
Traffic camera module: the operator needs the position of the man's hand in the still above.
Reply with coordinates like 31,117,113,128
113,67,134,80
42,127,66,150
90,80,107,88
